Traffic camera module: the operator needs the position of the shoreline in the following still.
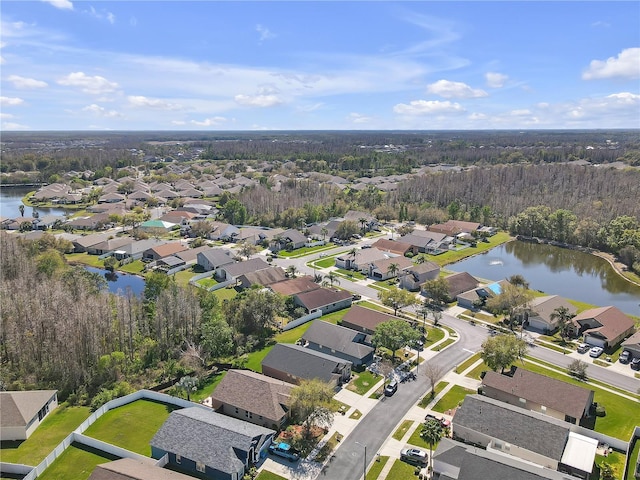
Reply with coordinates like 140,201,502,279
591,250,640,288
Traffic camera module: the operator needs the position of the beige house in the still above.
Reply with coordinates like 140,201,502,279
0,390,58,441
569,306,635,348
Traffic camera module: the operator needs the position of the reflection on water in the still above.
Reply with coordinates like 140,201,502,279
84,266,145,296
0,187,71,217
451,241,640,315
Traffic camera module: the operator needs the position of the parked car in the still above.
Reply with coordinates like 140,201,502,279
384,380,398,397
352,293,362,301
425,414,450,428
577,343,591,354
361,244,372,249
631,358,640,371
268,442,300,462
589,346,604,358
400,448,428,466
619,350,632,364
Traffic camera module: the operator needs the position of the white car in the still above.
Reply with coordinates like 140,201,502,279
401,448,428,466
589,346,604,358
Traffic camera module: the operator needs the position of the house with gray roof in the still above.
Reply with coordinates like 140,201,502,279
278,228,308,250
456,280,509,310
217,258,270,282
237,266,287,289
0,390,58,441
293,287,352,315
452,395,597,478
340,305,399,335
523,295,578,334
151,407,274,480
261,343,352,387
196,248,235,272
72,232,113,252
113,238,168,260
399,261,440,291
301,320,374,367
211,370,295,430
335,247,391,272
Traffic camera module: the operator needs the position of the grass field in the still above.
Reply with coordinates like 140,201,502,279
83,399,179,456
432,385,476,414
256,471,288,480
627,438,640,480
118,260,145,274
428,232,512,267
455,352,481,374
418,382,448,408
433,338,456,351
66,252,104,267
367,455,389,480
197,277,218,288
347,370,381,395
0,404,91,465
36,443,118,480
385,458,420,480
191,371,227,402
392,420,414,441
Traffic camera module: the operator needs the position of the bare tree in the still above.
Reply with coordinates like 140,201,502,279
423,363,445,399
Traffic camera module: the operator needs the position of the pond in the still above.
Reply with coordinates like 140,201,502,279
0,186,72,217
449,240,640,316
84,266,146,297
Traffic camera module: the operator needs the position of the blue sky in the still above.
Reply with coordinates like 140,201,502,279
1,1,638,130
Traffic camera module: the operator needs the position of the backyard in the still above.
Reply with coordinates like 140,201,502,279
35,443,119,480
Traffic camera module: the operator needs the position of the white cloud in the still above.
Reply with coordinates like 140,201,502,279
347,113,372,124
2,122,29,130
0,96,24,106
42,0,73,10
583,48,640,80
57,72,118,94
393,99,465,115
127,95,183,110
7,75,48,89
426,79,487,99
468,112,487,121
82,104,122,117
190,117,228,127
171,120,186,126
84,6,116,24
256,24,276,43
485,72,508,88
234,93,283,108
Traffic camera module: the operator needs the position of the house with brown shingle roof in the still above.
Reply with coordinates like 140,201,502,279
89,458,195,480
268,276,320,296
481,367,595,425
237,266,287,289
371,238,414,256
335,247,391,272
434,271,479,302
143,241,189,261
429,219,481,236
523,295,577,334
568,306,635,349
210,369,295,430
293,288,352,315
340,305,399,335
0,390,58,441
399,262,440,291
368,256,413,281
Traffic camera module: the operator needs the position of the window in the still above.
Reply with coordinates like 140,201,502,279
235,407,239,414
245,411,253,419
175,454,181,464
196,462,205,473
540,405,547,412
519,398,526,404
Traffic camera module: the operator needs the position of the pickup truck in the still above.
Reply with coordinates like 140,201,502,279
268,442,300,462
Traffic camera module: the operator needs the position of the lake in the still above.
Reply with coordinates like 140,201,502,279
84,266,146,297
0,186,71,217
449,240,640,316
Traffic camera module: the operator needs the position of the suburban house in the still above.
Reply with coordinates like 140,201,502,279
410,229,455,249
87,237,135,256
622,330,640,358
429,219,481,236
276,228,308,250
67,213,112,231
196,248,234,272
523,295,578,334
456,281,508,310
335,247,391,272
300,320,375,367
142,241,189,262
568,306,635,348
208,222,240,242
113,238,168,261
434,271,479,302
397,233,437,254
371,238,414,256
89,458,195,480
340,305,398,335
343,210,379,231
368,256,414,281
151,407,274,480
216,258,271,282
453,395,598,479
0,390,58,441
210,369,295,430
269,276,321,296
71,232,113,253
139,219,177,233
293,287,353,315
480,367,595,425
236,266,287,289
399,261,440,291
261,343,352,387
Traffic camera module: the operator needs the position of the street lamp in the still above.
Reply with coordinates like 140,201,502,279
355,441,367,480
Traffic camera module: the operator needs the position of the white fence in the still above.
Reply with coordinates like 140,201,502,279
15,390,207,480
189,270,214,284
282,310,322,331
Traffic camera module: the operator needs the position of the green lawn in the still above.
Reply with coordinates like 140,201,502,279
432,385,476,414
335,268,367,280
433,338,456,351
191,371,227,402
197,277,218,288
118,260,145,274
386,458,420,480
312,257,337,269
277,243,336,258
212,286,238,301
36,443,119,480
349,409,362,420
627,438,640,480
83,399,179,456
429,232,512,266
424,327,445,346
455,352,481,374
66,252,104,268
244,346,273,373
0,404,91,465
367,455,389,480
595,451,626,480
392,420,414,441
256,471,288,480
347,370,381,395
172,269,197,288
418,382,448,408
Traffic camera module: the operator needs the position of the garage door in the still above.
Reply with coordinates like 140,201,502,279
584,335,606,348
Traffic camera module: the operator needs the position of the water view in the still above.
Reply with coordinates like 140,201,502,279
0,186,71,217
449,240,640,316
84,266,146,297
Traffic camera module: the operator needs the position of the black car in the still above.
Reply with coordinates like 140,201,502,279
631,357,640,371
619,350,631,364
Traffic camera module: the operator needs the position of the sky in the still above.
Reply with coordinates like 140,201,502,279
1,1,639,131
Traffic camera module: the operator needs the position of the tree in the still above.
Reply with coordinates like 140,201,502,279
222,199,247,225
104,256,118,273
420,419,444,474
372,319,421,361
358,217,367,233
549,306,575,342
486,282,533,330
286,265,298,278
191,220,213,239
568,359,588,380
423,362,445,399
480,334,528,373
238,241,258,260
323,271,340,288
177,375,198,401
18,204,25,217
224,288,285,340
507,274,529,289
378,288,418,316
321,227,329,241
200,317,234,362
387,262,400,279
289,379,335,440
334,220,359,240
422,277,450,306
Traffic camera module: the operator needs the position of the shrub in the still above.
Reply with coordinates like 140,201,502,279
595,405,606,417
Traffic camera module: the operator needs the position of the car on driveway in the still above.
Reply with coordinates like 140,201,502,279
400,448,428,466
269,442,300,462
384,380,398,397
631,358,640,371
589,346,604,358
577,343,590,353
425,414,450,428
619,350,632,364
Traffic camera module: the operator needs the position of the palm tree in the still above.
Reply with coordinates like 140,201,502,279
387,262,400,279
177,375,198,402
18,204,25,217
420,419,445,475
550,306,575,342
286,265,298,278
321,227,329,241
358,217,367,233
323,271,340,288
